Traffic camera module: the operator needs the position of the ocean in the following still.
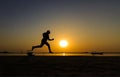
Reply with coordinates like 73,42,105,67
0,52,120,56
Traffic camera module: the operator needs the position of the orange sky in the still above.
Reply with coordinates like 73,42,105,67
0,0,120,52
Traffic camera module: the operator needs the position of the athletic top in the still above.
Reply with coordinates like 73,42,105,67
42,32,50,41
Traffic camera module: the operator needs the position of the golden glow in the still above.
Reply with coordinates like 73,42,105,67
59,40,68,48
62,53,66,56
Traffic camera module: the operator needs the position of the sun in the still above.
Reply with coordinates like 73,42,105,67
59,40,68,48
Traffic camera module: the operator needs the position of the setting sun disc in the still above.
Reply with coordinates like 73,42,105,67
59,40,68,48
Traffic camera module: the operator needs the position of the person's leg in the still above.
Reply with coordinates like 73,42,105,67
32,41,44,51
45,42,52,53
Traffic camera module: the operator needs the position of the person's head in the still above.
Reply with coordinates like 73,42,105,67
46,30,50,34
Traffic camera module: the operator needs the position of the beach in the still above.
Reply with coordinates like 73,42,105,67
0,56,120,77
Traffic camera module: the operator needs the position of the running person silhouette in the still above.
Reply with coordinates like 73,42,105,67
32,30,54,53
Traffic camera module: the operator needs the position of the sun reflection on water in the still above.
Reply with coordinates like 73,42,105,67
62,53,66,56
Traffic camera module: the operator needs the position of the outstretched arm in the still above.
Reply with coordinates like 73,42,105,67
47,35,54,41
48,38,54,41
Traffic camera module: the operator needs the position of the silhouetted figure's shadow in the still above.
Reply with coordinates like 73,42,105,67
32,30,54,53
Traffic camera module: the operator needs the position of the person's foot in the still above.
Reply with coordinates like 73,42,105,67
32,46,34,51
49,51,53,53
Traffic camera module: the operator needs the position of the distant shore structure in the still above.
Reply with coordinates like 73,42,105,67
91,51,104,55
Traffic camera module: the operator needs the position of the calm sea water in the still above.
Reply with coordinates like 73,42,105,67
0,52,120,56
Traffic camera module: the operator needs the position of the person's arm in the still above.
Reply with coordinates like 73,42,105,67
48,38,54,41
48,35,54,41
49,38,54,41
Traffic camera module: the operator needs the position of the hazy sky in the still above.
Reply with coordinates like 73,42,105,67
0,0,120,52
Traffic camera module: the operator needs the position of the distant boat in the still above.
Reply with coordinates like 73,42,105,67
0,51,9,54
0,51,16,54
91,51,104,55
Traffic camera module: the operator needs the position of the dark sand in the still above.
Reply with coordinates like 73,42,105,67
0,56,120,77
